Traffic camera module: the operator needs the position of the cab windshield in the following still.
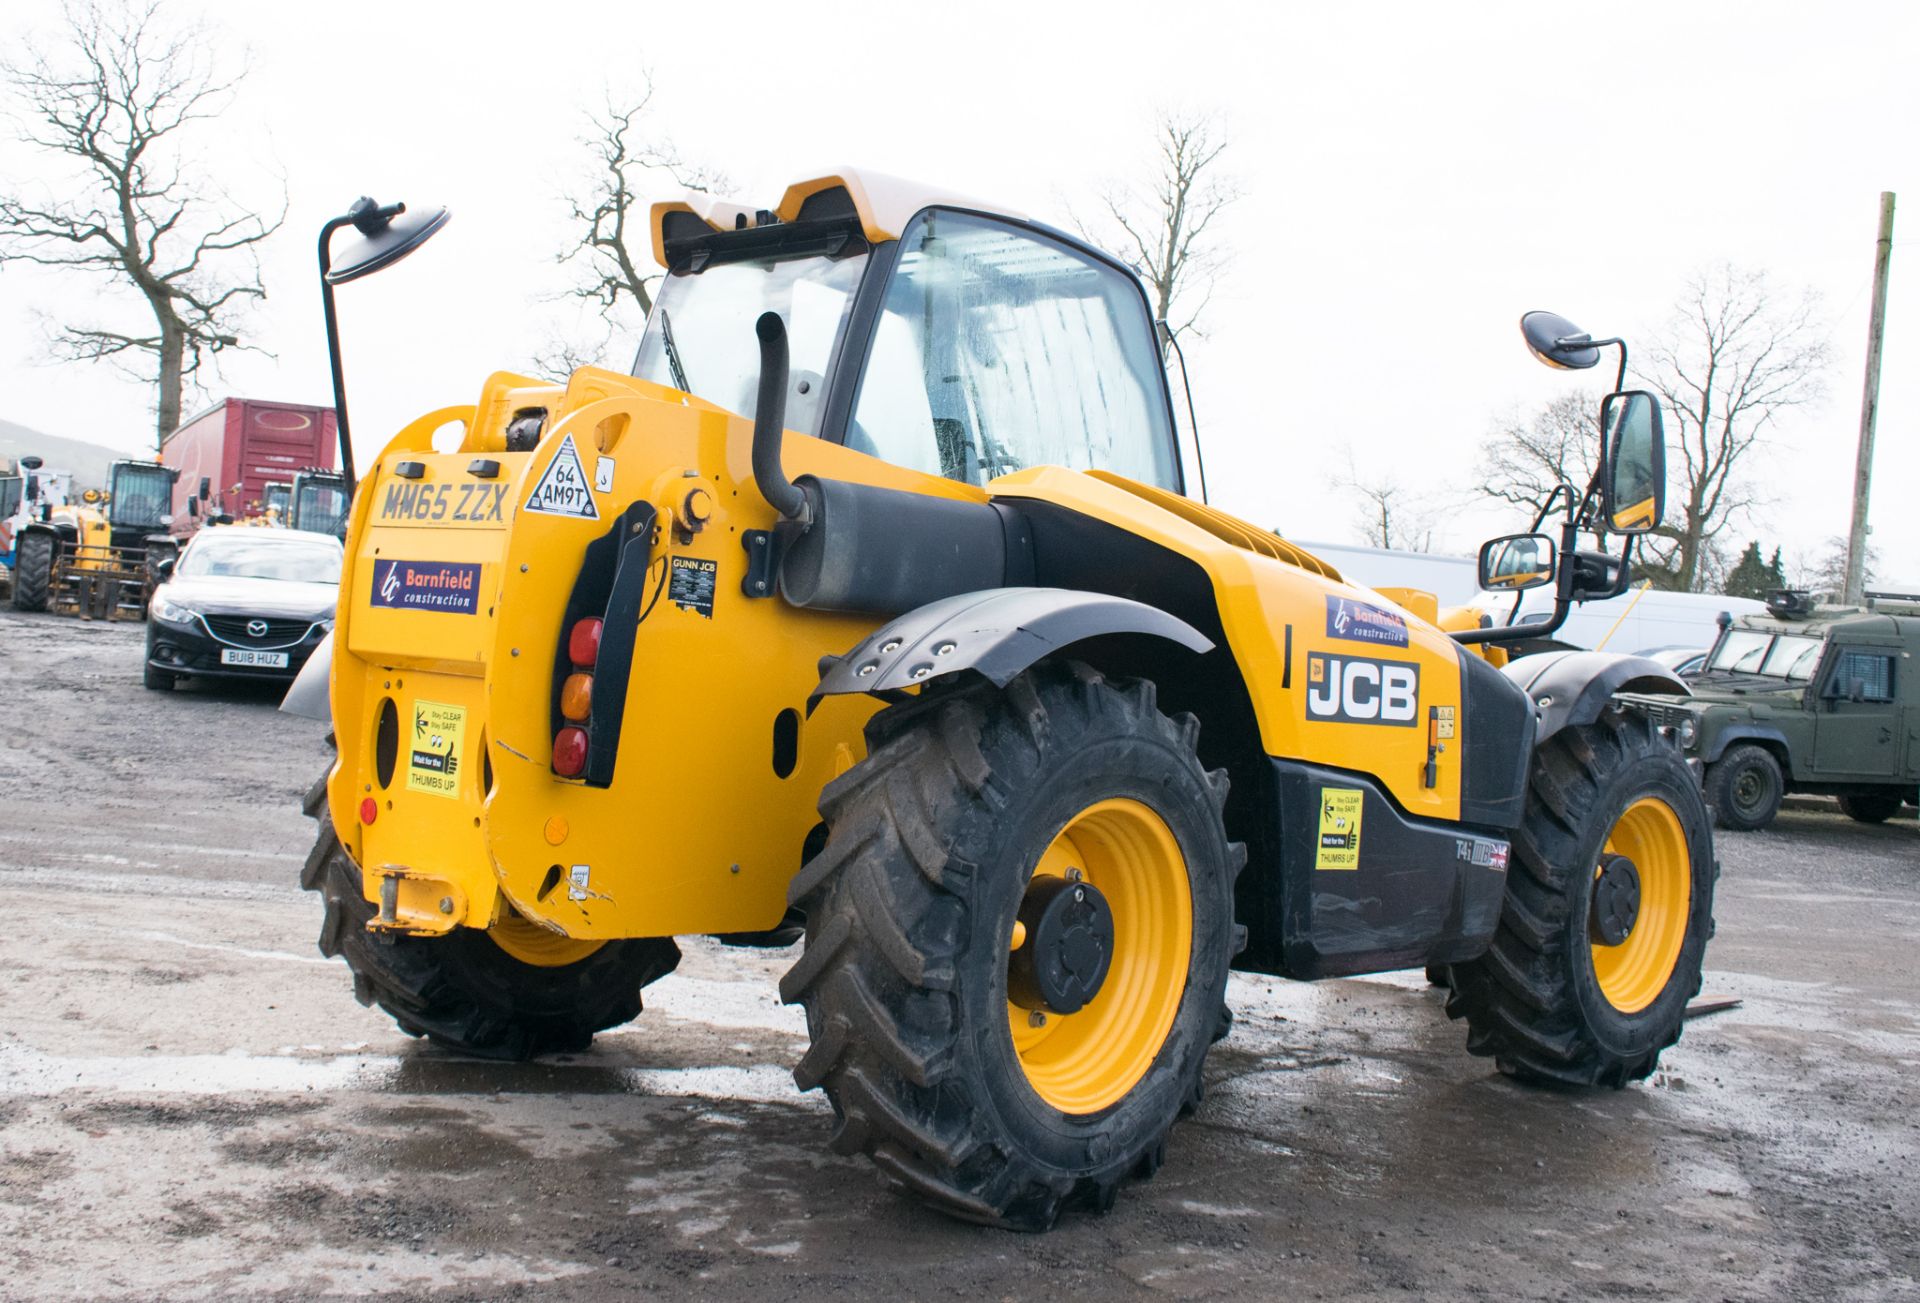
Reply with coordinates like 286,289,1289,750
634,250,869,437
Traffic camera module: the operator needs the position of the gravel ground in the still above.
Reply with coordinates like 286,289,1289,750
1,606,1916,1301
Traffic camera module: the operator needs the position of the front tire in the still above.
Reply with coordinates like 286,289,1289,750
1447,707,1715,1087
10,531,51,612
143,658,176,691
1706,742,1783,831
300,770,680,1059
780,664,1244,1229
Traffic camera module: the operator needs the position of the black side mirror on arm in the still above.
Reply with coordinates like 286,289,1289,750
1478,533,1558,592
1599,390,1666,534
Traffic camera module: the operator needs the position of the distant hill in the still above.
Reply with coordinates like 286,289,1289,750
0,418,128,490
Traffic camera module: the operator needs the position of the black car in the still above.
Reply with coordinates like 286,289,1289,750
145,528,342,690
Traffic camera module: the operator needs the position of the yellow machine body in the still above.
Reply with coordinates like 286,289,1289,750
327,369,1471,943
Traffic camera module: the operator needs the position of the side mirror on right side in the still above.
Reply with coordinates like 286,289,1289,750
1479,533,1558,592
186,495,200,518
198,476,212,501
153,555,175,579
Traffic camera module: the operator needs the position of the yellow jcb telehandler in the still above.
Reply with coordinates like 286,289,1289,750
284,176,1714,1229
9,458,178,619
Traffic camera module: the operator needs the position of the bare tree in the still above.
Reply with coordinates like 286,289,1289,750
0,0,282,447
1476,390,1605,530
1792,534,1877,600
1633,265,1829,592
1079,108,1239,345
1337,449,1437,552
548,83,727,368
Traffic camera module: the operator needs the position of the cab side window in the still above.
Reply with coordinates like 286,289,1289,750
1831,650,1896,702
848,210,1177,490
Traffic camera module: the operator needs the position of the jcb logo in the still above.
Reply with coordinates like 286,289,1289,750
1305,653,1419,726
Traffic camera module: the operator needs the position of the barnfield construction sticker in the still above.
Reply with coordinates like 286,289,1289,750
1316,787,1364,870
408,700,467,797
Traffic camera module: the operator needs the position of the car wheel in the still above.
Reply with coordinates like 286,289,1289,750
1705,743,1783,831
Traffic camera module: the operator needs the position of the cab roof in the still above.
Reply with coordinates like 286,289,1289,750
650,168,1029,270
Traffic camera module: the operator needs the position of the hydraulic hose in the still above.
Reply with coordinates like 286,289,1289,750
752,312,810,524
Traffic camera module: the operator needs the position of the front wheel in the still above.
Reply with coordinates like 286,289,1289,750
10,530,52,612
1706,743,1783,831
1447,707,1716,1087
780,664,1244,1230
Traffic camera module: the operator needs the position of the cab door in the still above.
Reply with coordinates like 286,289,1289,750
1812,646,1902,780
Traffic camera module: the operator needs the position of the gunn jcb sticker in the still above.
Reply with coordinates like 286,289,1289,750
1305,652,1420,726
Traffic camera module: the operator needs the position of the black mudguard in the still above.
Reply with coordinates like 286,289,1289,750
1502,649,1689,743
811,586,1212,705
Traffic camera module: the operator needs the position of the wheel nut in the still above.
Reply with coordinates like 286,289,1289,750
438,897,454,915
1028,1010,1047,1028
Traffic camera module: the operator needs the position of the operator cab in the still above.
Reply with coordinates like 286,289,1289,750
634,173,1187,496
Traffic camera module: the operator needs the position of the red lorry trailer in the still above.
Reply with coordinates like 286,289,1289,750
160,399,337,536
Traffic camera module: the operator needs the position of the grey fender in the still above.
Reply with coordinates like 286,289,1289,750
1700,725,1790,766
1499,649,1689,744
280,629,333,721
811,587,1213,705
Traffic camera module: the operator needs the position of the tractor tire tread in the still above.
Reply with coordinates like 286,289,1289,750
300,768,678,1060
1446,709,1713,1088
782,662,1237,1230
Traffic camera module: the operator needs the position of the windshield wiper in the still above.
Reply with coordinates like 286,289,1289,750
657,307,692,395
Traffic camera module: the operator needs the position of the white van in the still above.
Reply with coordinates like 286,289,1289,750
1472,584,1767,656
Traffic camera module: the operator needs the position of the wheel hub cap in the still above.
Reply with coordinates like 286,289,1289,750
1590,853,1642,946
1007,875,1115,1015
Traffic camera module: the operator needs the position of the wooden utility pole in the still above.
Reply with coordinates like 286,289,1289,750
1845,191,1895,606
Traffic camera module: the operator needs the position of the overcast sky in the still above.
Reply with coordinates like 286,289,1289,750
2,0,1914,584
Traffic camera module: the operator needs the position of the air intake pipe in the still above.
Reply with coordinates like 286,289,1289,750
752,312,812,526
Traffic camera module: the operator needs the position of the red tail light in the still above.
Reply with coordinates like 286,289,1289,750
568,617,603,668
553,726,589,777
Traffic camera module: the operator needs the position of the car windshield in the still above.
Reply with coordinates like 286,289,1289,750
1708,630,1773,673
633,250,869,437
180,536,341,583
1708,629,1826,680
1760,634,1824,681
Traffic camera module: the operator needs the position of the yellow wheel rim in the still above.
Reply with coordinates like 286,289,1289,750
1589,797,1691,1014
488,908,605,968
1007,798,1193,1115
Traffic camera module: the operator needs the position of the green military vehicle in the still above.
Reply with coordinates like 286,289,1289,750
1626,592,1919,830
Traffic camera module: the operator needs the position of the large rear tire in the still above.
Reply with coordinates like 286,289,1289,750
1447,707,1715,1087
781,663,1244,1230
300,770,680,1060
10,531,51,612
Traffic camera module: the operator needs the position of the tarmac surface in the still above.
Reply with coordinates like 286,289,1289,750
2,605,1917,1301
